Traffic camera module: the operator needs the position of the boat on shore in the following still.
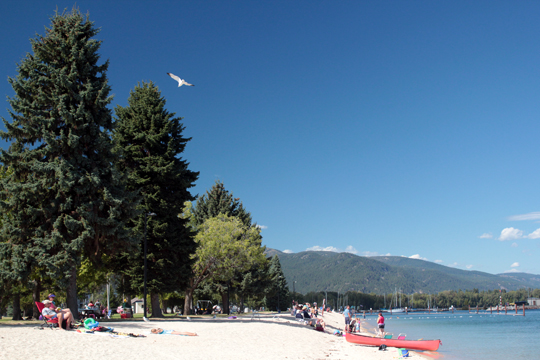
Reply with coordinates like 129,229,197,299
345,332,442,351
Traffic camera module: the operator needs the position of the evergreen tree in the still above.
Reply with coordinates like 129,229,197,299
192,181,252,227
182,213,266,315
0,9,139,318
237,260,272,311
113,81,198,317
191,182,267,313
265,255,289,312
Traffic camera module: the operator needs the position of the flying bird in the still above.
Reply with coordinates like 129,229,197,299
167,72,194,87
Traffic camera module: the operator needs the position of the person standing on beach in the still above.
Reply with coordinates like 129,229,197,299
377,312,385,336
343,305,351,332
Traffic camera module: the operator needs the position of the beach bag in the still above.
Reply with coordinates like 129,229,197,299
398,348,409,357
378,344,387,351
84,317,99,329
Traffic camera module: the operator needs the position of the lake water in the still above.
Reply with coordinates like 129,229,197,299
355,309,540,359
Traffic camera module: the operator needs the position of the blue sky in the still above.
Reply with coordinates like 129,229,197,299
1,1,539,276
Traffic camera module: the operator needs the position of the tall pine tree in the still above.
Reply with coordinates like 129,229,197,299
0,9,138,318
113,81,198,317
265,255,289,312
192,181,252,227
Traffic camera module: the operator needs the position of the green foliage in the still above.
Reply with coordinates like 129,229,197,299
77,257,109,295
183,213,267,314
0,8,138,316
192,181,252,227
187,183,268,313
265,255,289,311
193,214,266,283
236,260,272,308
113,81,198,298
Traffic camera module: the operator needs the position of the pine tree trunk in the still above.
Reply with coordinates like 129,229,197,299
126,294,133,316
32,279,41,319
12,293,22,320
66,266,79,320
222,291,229,315
150,292,163,318
184,288,194,315
162,298,168,314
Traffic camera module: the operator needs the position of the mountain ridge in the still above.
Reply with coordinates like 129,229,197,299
265,249,540,294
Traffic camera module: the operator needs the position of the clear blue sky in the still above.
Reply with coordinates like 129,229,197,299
1,1,539,276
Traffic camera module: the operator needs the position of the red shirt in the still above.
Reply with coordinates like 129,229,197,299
377,315,384,324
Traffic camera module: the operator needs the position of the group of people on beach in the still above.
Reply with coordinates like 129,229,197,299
291,301,326,332
343,305,386,336
41,293,76,330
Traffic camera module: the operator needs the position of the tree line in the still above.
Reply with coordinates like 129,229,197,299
290,287,540,311
0,8,289,320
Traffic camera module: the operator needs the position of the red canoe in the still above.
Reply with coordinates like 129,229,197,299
346,332,441,351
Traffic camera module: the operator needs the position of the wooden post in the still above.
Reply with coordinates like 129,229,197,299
476,305,478,314
468,305,470,313
523,304,525,317
490,306,492,314
515,304,518,315
505,304,507,315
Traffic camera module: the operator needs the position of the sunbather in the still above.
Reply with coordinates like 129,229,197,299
42,300,74,330
47,294,75,319
314,318,325,332
150,328,197,336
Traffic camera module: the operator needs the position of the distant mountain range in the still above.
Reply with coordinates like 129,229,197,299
266,249,540,294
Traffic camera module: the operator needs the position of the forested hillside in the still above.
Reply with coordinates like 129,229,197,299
266,249,539,294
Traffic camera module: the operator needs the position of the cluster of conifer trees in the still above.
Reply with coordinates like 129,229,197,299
0,9,287,319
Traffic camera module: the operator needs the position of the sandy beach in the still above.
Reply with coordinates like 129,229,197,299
0,312,426,359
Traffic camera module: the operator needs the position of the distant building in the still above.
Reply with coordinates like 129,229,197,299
131,298,144,313
527,298,540,306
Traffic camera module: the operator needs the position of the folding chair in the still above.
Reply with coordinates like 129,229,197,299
35,302,65,330
251,309,261,321
397,333,407,340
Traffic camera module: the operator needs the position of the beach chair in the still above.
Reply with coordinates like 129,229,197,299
35,302,65,330
398,333,406,340
383,333,393,339
250,309,261,321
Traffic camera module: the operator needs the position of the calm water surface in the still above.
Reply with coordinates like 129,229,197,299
355,309,539,359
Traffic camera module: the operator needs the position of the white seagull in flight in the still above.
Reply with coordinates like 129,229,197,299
167,72,194,87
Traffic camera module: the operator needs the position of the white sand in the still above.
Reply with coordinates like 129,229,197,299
0,312,425,359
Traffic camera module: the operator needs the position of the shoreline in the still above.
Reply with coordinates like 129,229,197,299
1,312,425,359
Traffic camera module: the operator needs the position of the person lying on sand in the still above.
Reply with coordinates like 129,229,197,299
150,328,197,336
314,318,325,332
